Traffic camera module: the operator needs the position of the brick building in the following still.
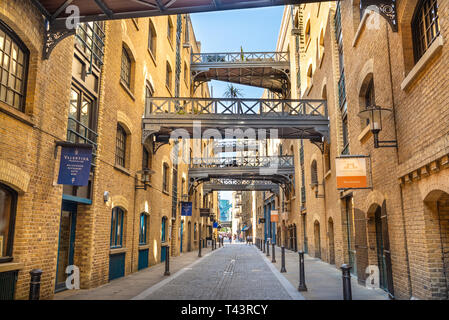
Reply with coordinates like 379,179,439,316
256,0,449,300
0,0,216,299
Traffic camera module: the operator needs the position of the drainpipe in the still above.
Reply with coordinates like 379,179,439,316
386,20,412,299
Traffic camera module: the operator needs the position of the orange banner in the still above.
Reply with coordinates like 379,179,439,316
271,210,279,222
336,157,368,189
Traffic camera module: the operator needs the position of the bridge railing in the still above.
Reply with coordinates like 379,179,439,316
144,97,327,118
191,52,289,64
190,156,294,168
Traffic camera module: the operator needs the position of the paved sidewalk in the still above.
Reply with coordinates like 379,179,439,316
264,245,390,300
54,246,216,300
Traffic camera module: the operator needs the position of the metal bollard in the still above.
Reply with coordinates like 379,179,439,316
263,240,266,253
215,239,217,250
271,242,276,263
211,239,214,251
341,264,352,300
298,251,307,291
266,240,270,257
29,269,43,300
198,239,202,257
164,246,170,276
280,246,287,273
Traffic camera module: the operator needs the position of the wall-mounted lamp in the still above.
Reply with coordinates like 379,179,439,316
358,105,397,148
135,168,155,190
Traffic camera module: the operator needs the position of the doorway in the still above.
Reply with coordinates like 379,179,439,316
314,220,321,259
374,204,394,296
55,201,77,292
328,218,335,264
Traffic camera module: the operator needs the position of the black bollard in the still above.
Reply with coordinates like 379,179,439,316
211,239,214,251
266,240,270,257
263,240,266,253
271,242,276,263
341,264,352,300
198,239,202,257
164,246,170,276
215,239,217,250
280,246,287,273
298,251,307,291
29,269,43,300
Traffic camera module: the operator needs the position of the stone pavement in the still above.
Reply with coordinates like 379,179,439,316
134,243,303,300
267,245,390,300
54,246,216,300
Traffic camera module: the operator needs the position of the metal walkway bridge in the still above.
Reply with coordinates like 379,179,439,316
191,52,290,95
203,179,280,194
188,156,294,194
143,97,329,146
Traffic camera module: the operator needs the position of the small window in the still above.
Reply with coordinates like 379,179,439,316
412,0,440,63
0,183,17,262
139,213,149,245
120,47,131,88
142,147,149,170
166,62,172,92
364,78,375,125
167,17,173,44
342,114,349,155
145,84,153,115
311,160,318,186
0,20,29,111
161,217,167,242
148,20,157,57
305,20,311,44
116,124,127,167
110,207,124,248
162,163,169,192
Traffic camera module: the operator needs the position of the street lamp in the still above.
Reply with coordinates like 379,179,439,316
358,105,397,148
135,168,155,190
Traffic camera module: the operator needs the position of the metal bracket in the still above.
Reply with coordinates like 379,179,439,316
43,20,76,60
361,0,398,32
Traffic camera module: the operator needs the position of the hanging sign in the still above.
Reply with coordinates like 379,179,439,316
181,202,193,216
271,210,279,222
336,156,369,189
57,144,92,186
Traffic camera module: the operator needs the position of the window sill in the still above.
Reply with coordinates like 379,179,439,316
401,35,444,91
148,49,157,66
305,84,313,96
0,101,34,127
0,261,24,273
324,170,331,180
358,124,372,143
139,244,151,250
114,164,131,176
162,190,170,196
110,247,128,255
352,10,371,47
120,80,136,101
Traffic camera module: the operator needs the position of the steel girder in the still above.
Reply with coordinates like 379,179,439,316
202,179,280,194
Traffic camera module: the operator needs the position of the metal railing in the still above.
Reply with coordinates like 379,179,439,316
190,156,294,168
191,52,289,64
144,97,327,118
67,116,98,166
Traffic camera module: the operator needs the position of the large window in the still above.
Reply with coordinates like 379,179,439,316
120,47,131,88
412,0,440,62
110,207,124,248
148,20,157,58
0,20,29,111
0,184,17,262
139,213,149,245
167,17,173,44
68,86,98,146
115,124,127,167
76,22,105,67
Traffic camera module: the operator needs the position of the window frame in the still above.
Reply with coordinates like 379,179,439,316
0,183,18,263
139,213,149,245
120,47,132,88
148,19,157,58
162,162,170,193
0,19,29,112
161,216,167,242
166,62,172,92
412,0,440,63
115,124,127,167
110,207,125,249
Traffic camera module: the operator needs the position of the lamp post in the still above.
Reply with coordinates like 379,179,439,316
358,105,397,148
135,168,155,190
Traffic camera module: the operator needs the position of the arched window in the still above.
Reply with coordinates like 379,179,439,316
319,28,325,60
311,160,318,186
110,207,125,248
0,184,17,262
364,78,375,125
0,20,29,111
161,217,167,242
148,19,157,58
120,47,131,88
139,213,149,245
167,17,174,44
162,162,169,192
166,62,172,92
412,0,440,63
115,124,127,167
305,20,311,44
307,64,313,89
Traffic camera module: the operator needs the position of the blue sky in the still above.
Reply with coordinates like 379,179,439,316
190,6,284,202
190,6,284,99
